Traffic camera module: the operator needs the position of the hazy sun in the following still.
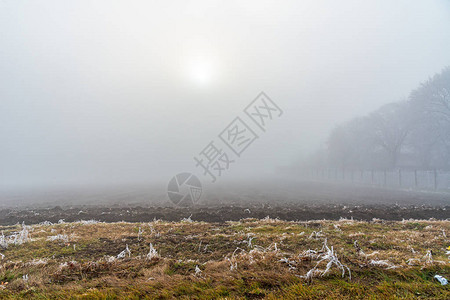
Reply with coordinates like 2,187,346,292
187,58,215,86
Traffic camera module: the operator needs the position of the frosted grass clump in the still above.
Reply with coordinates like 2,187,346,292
301,239,351,282
117,244,131,259
146,243,159,260
0,223,31,248
47,234,69,242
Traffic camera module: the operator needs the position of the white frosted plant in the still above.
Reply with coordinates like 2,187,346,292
106,256,116,263
0,223,31,249
138,227,144,241
302,239,351,282
147,243,159,260
370,259,397,269
117,244,131,259
227,247,245,271
79,220,99,225
27,259,47,266
39,221,53,226
181,215,193,223
1,222,31,248
246,234,255,248
308,230,323,239
14,222,31,245
48,234,69,242
423,250,433,265
195,265,202,276
0,232,7,249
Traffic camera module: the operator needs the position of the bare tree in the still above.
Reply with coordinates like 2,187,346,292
367,102,412,169
307,67,450,172
409,67,450,169
327,117,375,170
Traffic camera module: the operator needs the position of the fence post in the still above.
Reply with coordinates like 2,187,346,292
414,170,418,188
434,169,437,190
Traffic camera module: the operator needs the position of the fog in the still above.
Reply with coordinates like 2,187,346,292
1,0,450,191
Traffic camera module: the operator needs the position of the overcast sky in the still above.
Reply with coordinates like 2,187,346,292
1,0,450,188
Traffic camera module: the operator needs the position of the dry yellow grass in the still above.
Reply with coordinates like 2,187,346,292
0,218,449,299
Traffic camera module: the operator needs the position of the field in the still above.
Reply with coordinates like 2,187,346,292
0,217,449,299
1,203,449,225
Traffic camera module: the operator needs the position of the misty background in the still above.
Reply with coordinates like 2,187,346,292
1,0,450,192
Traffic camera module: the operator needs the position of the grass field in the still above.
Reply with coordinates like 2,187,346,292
0,218,449,299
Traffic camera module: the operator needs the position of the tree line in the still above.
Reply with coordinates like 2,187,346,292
304,67,450,171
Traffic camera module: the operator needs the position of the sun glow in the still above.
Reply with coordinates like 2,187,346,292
187,57,215,87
